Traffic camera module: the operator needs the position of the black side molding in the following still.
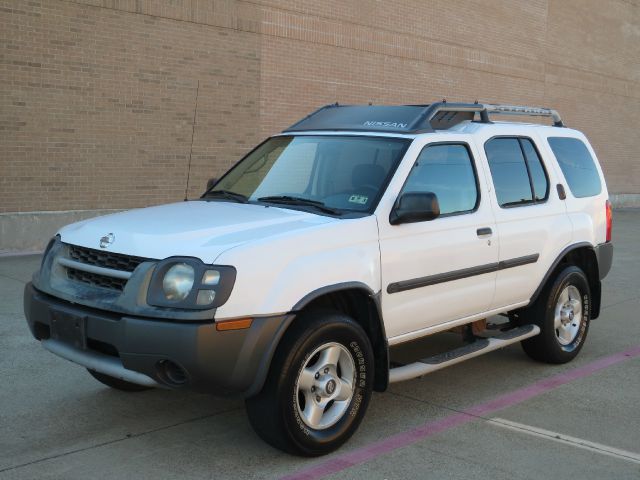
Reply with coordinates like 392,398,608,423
387,253,539,294
499,254,539,270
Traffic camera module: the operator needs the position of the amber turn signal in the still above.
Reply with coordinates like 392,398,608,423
215,317,253,331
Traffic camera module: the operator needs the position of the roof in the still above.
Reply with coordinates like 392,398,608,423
283,102,564,134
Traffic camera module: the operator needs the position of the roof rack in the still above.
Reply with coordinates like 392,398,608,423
283,102,564,134
414,102,564,129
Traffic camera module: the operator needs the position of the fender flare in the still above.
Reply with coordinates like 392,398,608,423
292,282,390,392
246,282,389,397
528,242,596,306
291,281,378,311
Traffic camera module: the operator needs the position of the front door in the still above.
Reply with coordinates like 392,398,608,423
377,137,498,342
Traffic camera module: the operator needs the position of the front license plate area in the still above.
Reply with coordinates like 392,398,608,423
50,310,87,350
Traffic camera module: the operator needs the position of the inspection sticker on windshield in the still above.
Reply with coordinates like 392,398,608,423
348,195,368,205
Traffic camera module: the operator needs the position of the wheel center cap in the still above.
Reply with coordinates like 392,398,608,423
560,306,574,325
325,379,336,395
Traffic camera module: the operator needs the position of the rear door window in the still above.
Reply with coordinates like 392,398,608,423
520,139,549,201
485,138,532,207
547,137,602,198
485,137,550,207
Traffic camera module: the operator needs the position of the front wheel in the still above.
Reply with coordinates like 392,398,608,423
521,265,591,364
245,310,374,456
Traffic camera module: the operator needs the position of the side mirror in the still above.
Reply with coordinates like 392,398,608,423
389,192,440,225
206,177,218,191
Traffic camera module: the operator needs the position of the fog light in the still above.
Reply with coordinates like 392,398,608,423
157,360,187,386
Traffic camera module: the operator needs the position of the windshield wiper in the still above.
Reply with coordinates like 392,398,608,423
201,190,248,203
257,195,341,215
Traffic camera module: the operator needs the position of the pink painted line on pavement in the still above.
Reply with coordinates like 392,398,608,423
281,345,640,480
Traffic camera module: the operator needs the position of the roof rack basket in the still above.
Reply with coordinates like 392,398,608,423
411,102,564,131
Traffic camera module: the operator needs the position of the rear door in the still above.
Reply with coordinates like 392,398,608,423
377,134,498,342
477,132,571,309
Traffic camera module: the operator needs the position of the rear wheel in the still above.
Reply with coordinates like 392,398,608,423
521,265,591,364
245,310,374,456
87,369,151,392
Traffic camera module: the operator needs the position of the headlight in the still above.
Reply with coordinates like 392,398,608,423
147,258,236,310
162,263,195,301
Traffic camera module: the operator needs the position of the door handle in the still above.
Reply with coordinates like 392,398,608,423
477,227,492,237
556,183,567,200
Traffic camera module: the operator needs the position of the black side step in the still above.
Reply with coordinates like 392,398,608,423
420,338,490,365
493,324,536,340
389,324,540,383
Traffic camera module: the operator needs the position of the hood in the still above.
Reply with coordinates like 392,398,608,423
58,201,336,263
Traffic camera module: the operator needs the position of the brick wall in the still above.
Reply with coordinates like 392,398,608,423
1,0,639,215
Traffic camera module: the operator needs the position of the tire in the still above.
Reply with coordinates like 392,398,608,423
245,310,374,456
521,265,591,364
87,369,152,392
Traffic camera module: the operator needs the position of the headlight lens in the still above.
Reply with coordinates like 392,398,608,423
162,263,195,301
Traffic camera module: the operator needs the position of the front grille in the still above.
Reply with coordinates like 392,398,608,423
64,244,152,292
67,267,128,291
68,244,148,272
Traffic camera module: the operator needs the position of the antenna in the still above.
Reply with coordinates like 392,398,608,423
184,80,200,201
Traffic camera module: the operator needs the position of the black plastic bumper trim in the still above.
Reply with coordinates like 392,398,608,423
595,242,613,280
23,282,290,397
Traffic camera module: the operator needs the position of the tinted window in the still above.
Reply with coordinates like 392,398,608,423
213,135,410,213
485,138,533,207
548,137,602,198
402,144,478,215
520,139,549,201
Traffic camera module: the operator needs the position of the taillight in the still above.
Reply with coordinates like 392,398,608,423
606,200,613,242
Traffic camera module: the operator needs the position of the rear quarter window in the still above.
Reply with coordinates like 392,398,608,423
547,137,602,198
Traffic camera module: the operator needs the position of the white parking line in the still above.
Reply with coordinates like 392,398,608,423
488,418,640,465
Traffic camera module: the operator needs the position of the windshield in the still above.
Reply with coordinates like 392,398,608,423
207,135,410,214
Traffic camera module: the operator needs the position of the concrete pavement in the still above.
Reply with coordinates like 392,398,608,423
1,211,639,479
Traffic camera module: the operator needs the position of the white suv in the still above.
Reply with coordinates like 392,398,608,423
24,102,613,455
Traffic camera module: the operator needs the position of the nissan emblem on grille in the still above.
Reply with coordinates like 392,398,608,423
99,233,115,249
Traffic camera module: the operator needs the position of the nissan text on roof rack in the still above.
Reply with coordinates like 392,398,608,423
24,102,613,455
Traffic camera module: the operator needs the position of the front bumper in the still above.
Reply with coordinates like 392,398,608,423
24,283,292,397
